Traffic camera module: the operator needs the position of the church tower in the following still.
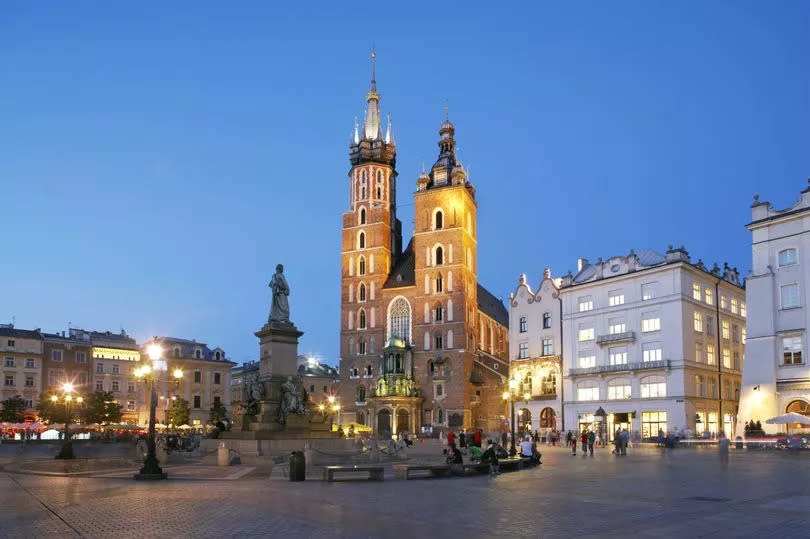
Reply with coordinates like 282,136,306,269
410,116,480,428
339,53,401,414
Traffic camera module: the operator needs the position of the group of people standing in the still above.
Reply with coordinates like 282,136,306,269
563,428,631,456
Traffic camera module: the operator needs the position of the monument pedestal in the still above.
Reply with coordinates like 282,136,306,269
225,319,339,442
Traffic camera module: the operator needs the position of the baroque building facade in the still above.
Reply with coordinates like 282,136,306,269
559,246,745,440
338,59,508,437
508,271,563,438
0,325,43,416
737,182,810,434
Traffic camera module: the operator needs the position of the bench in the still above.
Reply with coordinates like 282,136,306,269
498,457,524,471
323,465,384,482
455,462,491,475
396,464,450,480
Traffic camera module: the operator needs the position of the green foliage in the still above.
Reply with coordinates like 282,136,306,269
36,393,71,423
209,400,228,424
0,395,27,422
167,397,190,426
80,391,123,424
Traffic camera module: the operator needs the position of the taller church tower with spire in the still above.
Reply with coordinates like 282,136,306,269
339,55,509,438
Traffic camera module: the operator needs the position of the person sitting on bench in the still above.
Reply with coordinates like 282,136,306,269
481,440,500,476
468,444,483,462
446,443,463,464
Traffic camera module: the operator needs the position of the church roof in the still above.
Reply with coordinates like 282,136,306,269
477,284,508,326
383,239,415,289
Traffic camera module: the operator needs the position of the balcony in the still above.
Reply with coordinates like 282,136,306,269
596,331,636,345
569,359,670,376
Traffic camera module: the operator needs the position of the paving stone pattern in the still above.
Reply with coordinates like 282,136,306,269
1,446,809,538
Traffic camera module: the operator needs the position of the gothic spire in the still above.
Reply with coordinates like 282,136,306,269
363,50,381,140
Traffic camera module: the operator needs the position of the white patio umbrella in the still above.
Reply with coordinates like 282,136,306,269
765,412,810,425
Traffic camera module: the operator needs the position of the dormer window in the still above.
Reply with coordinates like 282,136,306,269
195,349,201,359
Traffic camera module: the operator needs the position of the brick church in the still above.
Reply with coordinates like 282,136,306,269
338,55,509,437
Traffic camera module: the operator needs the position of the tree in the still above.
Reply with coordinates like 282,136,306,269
0,395,27,422
167,397,190,426
80,391,123,425
209,400,228,424
36,393,71,423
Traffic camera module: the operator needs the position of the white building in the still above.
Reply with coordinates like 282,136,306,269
738,182,810,434
508,270,563,438
559,246,745,441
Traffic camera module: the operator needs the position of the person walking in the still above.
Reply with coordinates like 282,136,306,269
571,431,577,455
580,431,588,457
566,430,572,447
501,431,508,448
620,428,629,455
459,430,467,449
447,430,455,449
613,429,621,455
473,429,482,448
587,430,595,456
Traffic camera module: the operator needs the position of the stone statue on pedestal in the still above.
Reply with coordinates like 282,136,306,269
276,376,306,425
268,264,291,324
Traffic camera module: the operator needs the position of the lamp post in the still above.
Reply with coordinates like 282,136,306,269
133,343,183,480
53,383,83,460
502,378,519,456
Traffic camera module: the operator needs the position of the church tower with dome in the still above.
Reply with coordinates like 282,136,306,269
338,54,509,437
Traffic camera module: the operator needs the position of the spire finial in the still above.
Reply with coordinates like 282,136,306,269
444,100,449,122
370,49,377,91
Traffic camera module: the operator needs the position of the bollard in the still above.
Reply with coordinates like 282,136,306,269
217,442,229,466
289,450,306,481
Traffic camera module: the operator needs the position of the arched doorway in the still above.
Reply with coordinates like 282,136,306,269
518,408,532,435
786,400,810,432
377,409,391,437
540,407,556,430
396,409,410,434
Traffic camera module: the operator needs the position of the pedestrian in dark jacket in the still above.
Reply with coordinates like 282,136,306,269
580,431,588,457
481,441,500,476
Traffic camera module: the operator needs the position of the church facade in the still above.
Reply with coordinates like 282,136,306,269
338,58,509,437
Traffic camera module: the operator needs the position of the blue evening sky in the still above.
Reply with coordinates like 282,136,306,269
2,1,808,366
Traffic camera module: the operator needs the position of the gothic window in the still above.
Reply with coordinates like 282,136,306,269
359,339,366,355
359,309,367,329
429,360,435,375
359,231,366,249
395,353,402,372
365,365,372,376
359,283,366,302
359,257,366,275
435,246,444,265
435,334,443,350
388,297,411,341
359,207,366,225
361,170,367,199
437,408,444,424
435,210,443,230
436,274,443,293
357,385,366,403
435,303,443,322
376,171,383,199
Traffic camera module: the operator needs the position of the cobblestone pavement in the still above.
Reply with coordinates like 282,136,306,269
1,446,809,538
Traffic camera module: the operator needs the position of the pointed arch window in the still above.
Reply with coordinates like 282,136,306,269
356,385,366,403
435,246,444,265
359,207,366,225
359,231,366,249
359,257,366,275
358,339,366,355
359,309,367,329
435,210,443,230
388,297,411,341
436,274,443,293
359,283,366,302
361,170,367,199
435,303,443,322
376,170,383,199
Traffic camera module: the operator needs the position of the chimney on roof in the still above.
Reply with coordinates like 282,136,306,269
577,258,588,272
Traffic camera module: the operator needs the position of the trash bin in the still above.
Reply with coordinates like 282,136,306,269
217,442,229,466
289,450,306,481
735,436,743,450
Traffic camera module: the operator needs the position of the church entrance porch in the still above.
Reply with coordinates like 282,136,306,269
367,396,422,439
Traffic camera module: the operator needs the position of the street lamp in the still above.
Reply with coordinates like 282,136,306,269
133,343,183,480
502,378,519,456
53,383,83,460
